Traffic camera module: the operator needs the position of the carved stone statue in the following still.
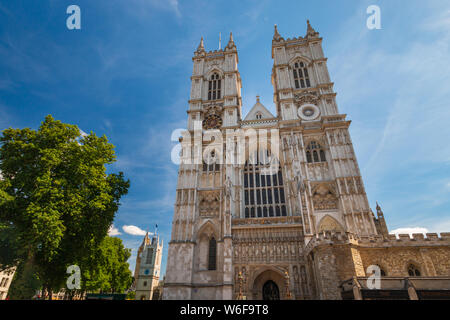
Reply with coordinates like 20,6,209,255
224,174,234,201
293,160,306,193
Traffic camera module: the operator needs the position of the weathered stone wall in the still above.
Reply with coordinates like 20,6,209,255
163,243,194,300
311,246,341,300
359,246,450,277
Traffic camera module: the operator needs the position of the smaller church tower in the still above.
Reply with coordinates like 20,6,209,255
134,232,163,300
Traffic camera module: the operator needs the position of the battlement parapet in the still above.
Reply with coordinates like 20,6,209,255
305,231,450,253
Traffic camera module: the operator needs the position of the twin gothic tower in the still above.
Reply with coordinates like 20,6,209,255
163,22,388,300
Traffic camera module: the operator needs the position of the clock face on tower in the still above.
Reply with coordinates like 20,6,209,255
203,114,223,130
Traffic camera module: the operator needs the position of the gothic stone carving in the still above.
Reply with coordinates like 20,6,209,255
311,183,338,211
198,190,220,216
294,91,320,106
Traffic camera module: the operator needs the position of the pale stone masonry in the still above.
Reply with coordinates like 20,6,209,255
0,267,15,300
134,233,163,300
163,22,450,300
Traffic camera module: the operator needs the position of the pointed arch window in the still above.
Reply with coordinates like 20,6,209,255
408,264,421,277
293,61,311,89
208,237,217,270
255,112,262,120
243,149,287,218
306,141,326,164
208,73,221,100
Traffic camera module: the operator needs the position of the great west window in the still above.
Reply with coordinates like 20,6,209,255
243,151,287,218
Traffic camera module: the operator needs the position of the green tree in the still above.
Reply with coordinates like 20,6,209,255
126,290,136,300
8,259,42,300
0,222,22,271
0,115,129,298
80,236,133,294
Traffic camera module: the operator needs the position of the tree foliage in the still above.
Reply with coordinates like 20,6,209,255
8,259,42,300
0,222,22,271
0,115,130,296
80,236,133,294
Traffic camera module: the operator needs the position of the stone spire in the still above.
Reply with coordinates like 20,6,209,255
273,24,283,41
196,36,205,53
226,32,236,50
306,19,319,38
376,202,383,217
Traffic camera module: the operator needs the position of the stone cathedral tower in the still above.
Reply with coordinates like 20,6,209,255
163,22,450,300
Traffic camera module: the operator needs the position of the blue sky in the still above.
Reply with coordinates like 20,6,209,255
1,0,450,276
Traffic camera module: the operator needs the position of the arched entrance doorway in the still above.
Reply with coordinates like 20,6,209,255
251,269,285,300
262,280,280,300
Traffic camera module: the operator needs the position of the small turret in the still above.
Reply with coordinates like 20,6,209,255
373,202,389,237
196,36,205,54
306,20,319,38
273,24,284,41
376,202,383,217
226,32,236,50
142,231,150,246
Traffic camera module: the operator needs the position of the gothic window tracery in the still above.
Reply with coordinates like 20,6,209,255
208,237,217,270
203,150,221,172
243,150,287,218
293,61,311,89
408,264,421,277
306,141,326,164
317,215,342,230
208,73,221,100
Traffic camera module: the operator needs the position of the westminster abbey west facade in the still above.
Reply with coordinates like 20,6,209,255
163,22,450,300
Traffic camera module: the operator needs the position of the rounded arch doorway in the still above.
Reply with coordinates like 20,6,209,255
262,280,280,300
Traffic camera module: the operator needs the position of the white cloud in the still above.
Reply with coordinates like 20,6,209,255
108,224,122,236
168,0,181,17
75,128,88,145
79,128,88,137
122,225,147,236
390,227,429,237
